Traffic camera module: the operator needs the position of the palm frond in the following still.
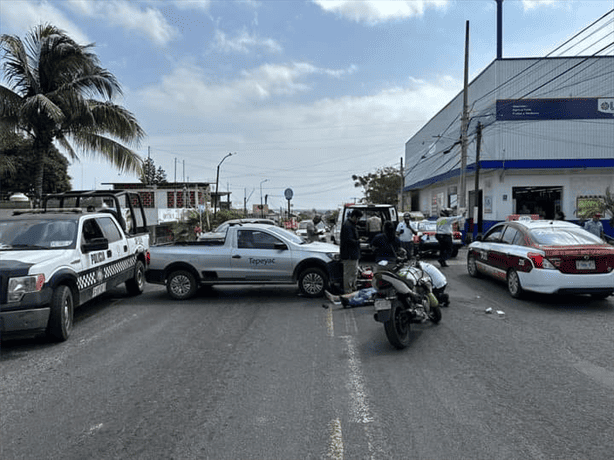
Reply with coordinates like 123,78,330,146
21,94,64,125
87,101,145,146
55,133,79,162
0,85,24,121
0,34,38,96
70,132,143,175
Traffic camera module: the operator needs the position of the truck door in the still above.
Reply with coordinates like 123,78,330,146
232,229,293,280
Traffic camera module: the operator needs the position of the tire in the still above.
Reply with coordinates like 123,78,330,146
507,269,524,299
383,299,411,349
47,285,74,341
590,292,611,300
167,270,198,300
467,253,481,278
298,267,327,298
428,304,442,324
126,260,145,296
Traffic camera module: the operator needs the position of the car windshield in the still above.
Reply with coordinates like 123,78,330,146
0,219,77,249
213,223,230,233
529,226,603,245
267,225,304,244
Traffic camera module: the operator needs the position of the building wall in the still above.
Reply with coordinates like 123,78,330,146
404,56,614,231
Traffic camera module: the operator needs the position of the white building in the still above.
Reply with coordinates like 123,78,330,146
403,55,614,235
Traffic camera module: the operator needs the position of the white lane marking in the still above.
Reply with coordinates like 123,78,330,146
342,335,374,424
326,307,334,337
328,418,344,459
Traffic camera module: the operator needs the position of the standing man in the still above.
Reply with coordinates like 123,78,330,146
436,208,465,268
340,209,363,293
306,215,322,242
396,212,417,258
584,213,604,239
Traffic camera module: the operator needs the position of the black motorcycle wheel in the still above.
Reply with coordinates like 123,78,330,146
383,299,411,349
428,304,442,324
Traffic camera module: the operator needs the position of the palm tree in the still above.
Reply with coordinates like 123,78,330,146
0,24,144,204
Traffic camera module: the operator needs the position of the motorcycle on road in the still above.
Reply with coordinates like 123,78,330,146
372,257,445,349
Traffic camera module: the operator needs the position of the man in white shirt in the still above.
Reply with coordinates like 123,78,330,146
436,208,465,267
396,213,417,258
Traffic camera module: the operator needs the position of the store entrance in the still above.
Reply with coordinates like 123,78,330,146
513,186,562,219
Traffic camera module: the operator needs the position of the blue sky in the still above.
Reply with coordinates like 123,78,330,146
1,0,613,211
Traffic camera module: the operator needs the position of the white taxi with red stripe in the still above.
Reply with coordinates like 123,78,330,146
467,216,614,299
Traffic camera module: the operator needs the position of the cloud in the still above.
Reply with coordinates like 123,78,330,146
65,0,179,46
210,29,283,54
0,0,90,44
313,0,450,25
171,0,212,11
136,60,359,118
521,0,562,11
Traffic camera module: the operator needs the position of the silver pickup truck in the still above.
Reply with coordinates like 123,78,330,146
146,223,342,300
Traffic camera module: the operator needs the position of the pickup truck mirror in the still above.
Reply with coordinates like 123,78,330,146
274,242,288,250
82,237,109,253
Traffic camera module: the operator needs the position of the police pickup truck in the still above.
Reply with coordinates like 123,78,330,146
0,191,149,341
146,223,341,300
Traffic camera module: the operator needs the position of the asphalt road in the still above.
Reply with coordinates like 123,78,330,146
2,252,613,459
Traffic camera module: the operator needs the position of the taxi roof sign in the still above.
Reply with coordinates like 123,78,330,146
507,214,540,222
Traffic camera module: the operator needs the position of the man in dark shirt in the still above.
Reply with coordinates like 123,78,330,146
371,221,402,263
340,209,363,293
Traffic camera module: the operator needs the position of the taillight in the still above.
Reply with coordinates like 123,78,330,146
528,252,555,269
146,250,151,265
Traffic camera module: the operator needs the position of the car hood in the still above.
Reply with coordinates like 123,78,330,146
0,249,73,265
297,241,339,253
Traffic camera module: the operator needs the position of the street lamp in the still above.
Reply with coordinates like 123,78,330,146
214,152,234,219
259,179,269,218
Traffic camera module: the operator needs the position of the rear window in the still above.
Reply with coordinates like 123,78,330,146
529,227,603,245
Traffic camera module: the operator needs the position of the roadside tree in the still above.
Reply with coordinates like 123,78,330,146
352,166,401,205
0,24,144,205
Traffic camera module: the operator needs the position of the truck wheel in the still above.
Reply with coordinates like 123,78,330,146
47,285,74,341
167,270,197,300
298,267,327,298
126,260,145,296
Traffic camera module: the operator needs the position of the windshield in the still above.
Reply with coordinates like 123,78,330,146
530,226,604,246
0,219,78,249
417,221,437,232
266,225,304,244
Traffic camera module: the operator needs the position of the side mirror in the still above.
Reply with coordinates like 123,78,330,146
82,237,109,253
274,242,288,250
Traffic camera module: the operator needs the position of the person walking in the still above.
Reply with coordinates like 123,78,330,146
584,213,604,239
396,212,417,258
435,208,465,268
340,209,363,293
371,221,402,263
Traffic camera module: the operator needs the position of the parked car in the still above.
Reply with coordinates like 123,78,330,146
198,218,276,241
332,203,398,257
296,219,327,242
466,216,614,299
412,220,463,258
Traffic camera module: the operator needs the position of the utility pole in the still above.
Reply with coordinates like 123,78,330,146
399,157,405,212
474,122,483,238
459,20,470,209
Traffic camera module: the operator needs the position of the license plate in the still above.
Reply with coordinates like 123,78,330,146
576,260,596,270
374,298,391,311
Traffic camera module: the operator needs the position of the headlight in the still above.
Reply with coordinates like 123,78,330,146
326,252,340,261
7,274,45,302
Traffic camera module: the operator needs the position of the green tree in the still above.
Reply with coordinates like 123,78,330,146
1,130,71,195
352,166,401,205
0,24,144,204
140,157,168,185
